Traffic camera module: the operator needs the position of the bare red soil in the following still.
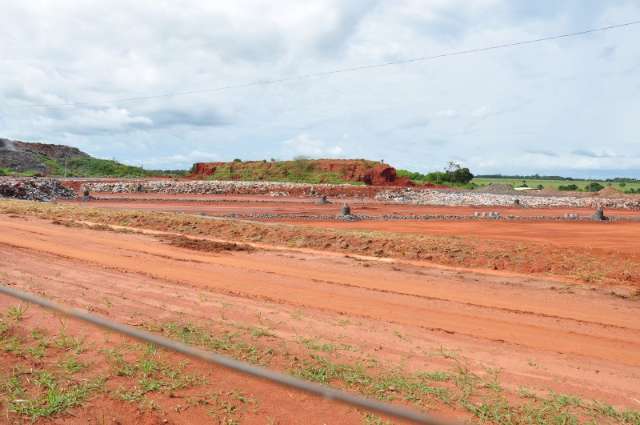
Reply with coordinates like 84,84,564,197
64,192,640,219
2,196,640,423
286,219,640,252
1,216,640,414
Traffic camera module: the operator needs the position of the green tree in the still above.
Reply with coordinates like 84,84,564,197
444,161,474,184
586,182,605,192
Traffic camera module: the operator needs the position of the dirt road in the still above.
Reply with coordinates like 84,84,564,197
1,214,639,420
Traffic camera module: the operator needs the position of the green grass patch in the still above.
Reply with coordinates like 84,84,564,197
3,370,104,420
472,177,640,193
151,322,275,366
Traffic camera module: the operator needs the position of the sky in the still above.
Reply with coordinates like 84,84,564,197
1,1,640,177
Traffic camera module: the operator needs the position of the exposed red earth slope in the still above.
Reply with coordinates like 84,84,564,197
191,159,414,186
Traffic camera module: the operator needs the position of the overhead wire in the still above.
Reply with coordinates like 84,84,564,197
15,19,640,110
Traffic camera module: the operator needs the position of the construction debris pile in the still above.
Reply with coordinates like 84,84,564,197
0,178,76,201
375,188,640,210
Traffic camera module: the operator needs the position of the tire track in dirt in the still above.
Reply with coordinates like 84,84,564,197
7,217,640,331
1,217,640,368
2,226,640,410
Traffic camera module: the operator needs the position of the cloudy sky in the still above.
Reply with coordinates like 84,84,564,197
1,1,639,177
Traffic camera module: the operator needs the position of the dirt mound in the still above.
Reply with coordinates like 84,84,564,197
596,186,627,198
1,138,89,174
160,234,255,253
191,159,413,186
13,140,88,161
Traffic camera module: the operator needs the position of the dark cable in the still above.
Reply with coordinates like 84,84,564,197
0,284,459,425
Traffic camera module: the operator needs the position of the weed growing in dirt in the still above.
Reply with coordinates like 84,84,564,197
290,354,452,405
197,390,258,425
153,322,275,366
298,337,339,353
3,369,104,420
362,412,392,424
7,304,28,321
249,326,274,338
53,323,86,354
104,345,205,404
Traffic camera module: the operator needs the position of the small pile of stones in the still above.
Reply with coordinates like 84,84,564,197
473,211,501,219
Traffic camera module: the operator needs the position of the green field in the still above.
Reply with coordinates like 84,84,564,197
472,177,640,193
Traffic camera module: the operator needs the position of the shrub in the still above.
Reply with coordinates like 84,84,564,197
558,184,579,191
586,182,605,192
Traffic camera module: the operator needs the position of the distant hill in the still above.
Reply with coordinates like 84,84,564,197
191,159,412,186
0,138,177,178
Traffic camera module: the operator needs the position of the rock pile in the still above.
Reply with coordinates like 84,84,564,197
0,178,76,201
86,180,360,197
476,184,519,195
375,188,640,210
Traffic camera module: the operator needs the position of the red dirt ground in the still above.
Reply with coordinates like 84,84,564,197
0,214,639,423
64,192,640,218
283,220,640,252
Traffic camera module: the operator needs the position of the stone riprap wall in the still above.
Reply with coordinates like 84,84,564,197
85,180,370,197
82,180,640,210
375,188,640,210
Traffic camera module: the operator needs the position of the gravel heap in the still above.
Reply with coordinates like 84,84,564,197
375,188,640,210
475,183,520,195
0,178,76,201
86,180,356,196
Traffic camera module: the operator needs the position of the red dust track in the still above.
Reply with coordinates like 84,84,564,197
0,214,639,418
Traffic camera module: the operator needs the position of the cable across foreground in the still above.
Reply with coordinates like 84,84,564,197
0,283,461,425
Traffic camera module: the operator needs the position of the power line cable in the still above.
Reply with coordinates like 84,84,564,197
0,284,457,425
16,19,640,110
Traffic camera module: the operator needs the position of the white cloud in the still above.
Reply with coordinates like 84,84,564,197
471,106,490,118
1,1,640,177
437,109,458,118
282,133,344,158
140,150,220,169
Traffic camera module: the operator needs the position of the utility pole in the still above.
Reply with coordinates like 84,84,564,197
64,157,68,178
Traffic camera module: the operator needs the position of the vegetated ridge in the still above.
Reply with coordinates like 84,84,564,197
191,158,414,186
0,138,182,178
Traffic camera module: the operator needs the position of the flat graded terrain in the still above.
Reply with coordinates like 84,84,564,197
65,192,640,217
284,219,640,251
1,199,640,424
